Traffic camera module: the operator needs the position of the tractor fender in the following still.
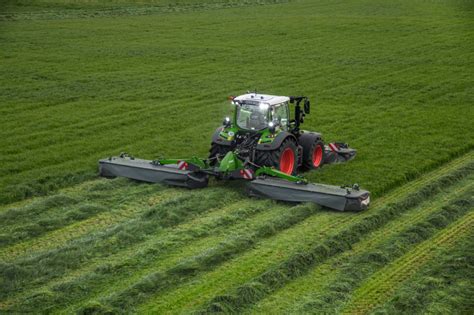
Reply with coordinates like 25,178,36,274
211,126,232,146
256,131,297,151
298,131,323,148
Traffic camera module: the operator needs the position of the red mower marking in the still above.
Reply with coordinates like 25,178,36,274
279,147,295,174
178,161,188,170
329,143,338,152
313,145,323,167
240,169,253,180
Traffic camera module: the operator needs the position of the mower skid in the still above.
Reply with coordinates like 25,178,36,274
99,156,208,189
247,178,370,211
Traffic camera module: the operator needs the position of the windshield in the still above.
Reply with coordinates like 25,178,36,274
236,103,269,130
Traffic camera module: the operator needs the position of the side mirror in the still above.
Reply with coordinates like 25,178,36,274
304,99,310,114
223,117,231,128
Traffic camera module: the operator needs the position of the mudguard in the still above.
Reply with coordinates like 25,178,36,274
211,126,232,146
256,131,296,151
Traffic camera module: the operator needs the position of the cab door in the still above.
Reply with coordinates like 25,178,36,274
272,102,290,130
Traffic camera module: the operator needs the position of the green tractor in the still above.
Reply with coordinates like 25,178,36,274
209,93,348,176
99,93,369,211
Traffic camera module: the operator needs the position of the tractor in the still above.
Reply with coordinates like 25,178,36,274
99,93,369,211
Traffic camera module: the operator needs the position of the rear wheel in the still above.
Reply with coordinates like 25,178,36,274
209,143,231,166
255,137,298,175
302,139,325,170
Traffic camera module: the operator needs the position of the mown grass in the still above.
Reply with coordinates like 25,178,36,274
195,163,473,313
0,186,241,301
1,0,473,313
293,192,473,314
249,167,473,313
1,0,473,204
370,232,473,314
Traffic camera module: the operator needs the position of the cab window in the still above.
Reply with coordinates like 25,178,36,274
272,102,289,130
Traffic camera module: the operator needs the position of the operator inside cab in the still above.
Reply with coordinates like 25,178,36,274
237,103,269,130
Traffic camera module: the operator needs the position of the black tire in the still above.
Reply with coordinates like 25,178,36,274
208,143,231,166
254,137,298,175
301,139,325,171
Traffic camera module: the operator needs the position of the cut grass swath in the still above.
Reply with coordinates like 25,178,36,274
196,162,473,313
341,207,474,314
74,202,320,314
370,233,474,314
293,192,473,313
3,199,275,312
0,187,241,300
250,170,473,313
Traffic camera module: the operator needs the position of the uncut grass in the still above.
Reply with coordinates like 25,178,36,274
290,193,473,314
67,202,319,314
366,232,474,315
249,172,474,313
193,163,473,313
0,186,241,301
138,158,473,313
5,198,279,313
1,0,473,203
0,178,156,247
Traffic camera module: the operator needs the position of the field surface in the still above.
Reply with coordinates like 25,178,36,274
1,0,473,313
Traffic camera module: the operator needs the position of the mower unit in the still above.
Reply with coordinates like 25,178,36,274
99,93,370,211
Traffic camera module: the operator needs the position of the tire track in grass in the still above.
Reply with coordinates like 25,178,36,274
192,160,473,313
1,198,272,312
249,175,473,313
0,187,242,301
342,209,474,314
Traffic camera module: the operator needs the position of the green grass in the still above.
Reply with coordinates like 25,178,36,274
1,0,473,204
0,0,473,313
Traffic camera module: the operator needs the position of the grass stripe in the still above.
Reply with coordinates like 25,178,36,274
137,153,473,313
250,173,473,313
71,202,320,314
2,198,275,312
0,186,241,301
342,208,474,314
0,184,179,261
193,161,473,313
374,233,474,314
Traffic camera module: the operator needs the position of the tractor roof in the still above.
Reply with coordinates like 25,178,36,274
234,93,290,106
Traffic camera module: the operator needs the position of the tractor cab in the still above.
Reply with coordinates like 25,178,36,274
232,93,290,132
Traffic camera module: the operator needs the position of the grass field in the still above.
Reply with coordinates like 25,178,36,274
1,0,473,313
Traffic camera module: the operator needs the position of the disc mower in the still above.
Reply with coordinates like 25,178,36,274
99,93,370,211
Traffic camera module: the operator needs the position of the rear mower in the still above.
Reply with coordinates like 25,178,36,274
99,93,370,211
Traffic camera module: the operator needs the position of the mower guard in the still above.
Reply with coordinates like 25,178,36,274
324,143,357,164
247,177,370,211
99,156,208,189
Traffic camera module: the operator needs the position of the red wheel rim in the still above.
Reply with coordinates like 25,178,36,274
312,145,323,168
279,148,295,174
